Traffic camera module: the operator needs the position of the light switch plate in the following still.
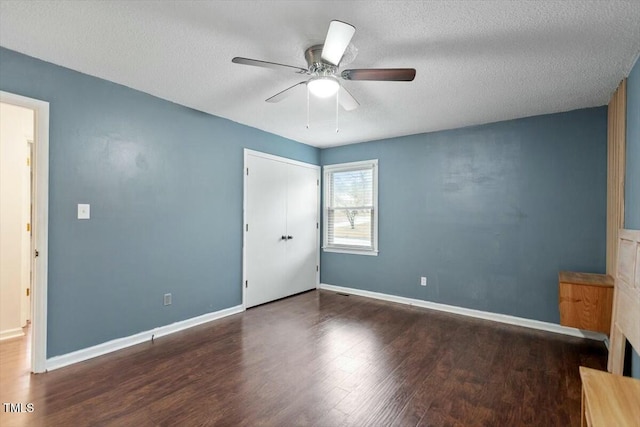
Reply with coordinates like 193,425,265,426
77,204,90,219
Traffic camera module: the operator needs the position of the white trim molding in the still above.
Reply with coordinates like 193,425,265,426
319,283,607,342
0,328,26,341
46,305,244,371
243,148,319,169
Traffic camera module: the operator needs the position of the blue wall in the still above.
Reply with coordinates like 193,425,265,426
321,108,607,324
0,47,319,357
0,45,614,360
625,56,640,379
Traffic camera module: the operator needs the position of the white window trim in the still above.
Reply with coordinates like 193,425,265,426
323,159,378,256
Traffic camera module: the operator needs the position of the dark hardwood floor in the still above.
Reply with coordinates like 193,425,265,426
0,290,606,426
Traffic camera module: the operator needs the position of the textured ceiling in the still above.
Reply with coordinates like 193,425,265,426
1,1,639,148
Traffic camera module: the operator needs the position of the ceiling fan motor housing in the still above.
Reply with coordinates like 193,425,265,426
305,44,337,76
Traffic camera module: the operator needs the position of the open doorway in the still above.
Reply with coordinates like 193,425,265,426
0,103,33,341
0,91,49,373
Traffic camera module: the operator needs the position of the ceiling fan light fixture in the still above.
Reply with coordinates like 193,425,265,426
307,76,339,98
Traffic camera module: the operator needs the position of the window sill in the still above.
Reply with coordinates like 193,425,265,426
322,247,379,256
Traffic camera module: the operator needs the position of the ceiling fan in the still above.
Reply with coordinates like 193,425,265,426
232,20,416,111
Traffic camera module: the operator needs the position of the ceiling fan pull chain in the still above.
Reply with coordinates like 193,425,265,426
306,85,310,129
336,89,339,133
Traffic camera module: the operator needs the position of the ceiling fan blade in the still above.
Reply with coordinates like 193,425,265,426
321,20,356,66
232,57,308,74
341,68,416,81
265,82,307,103
338,85,359,111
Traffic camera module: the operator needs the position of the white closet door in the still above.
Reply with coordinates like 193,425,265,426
245,154,288,308
285,163,319,295
244,150,319,308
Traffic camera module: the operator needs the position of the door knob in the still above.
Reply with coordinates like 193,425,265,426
281,235,287,240
287,235,293,240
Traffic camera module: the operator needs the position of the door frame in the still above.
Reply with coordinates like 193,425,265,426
242,149,320,309
1,91,49,373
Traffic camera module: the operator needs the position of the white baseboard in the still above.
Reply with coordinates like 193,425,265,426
0,328,25,341
319,283,607,342
46,305,245,371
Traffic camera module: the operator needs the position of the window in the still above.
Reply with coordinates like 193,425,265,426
323,159,378,255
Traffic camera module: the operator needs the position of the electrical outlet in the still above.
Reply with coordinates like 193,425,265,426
164,293,172,306
420,277,427,286
77,204,90,219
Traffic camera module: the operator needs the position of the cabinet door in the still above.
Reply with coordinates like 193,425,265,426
285,163,319,295
245,154,288,308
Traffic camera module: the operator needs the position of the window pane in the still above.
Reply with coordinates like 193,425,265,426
331,169,373,208
329,208,372,247
324,160,378,255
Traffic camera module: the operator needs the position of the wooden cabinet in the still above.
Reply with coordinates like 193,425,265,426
558,271,613,334
579,366,640,427
579,230,640,427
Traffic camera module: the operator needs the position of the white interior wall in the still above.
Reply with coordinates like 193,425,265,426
0,102,33,340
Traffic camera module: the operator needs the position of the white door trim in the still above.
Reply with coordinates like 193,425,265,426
1,91,49,373
242,149,320,309
244,149,321,169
